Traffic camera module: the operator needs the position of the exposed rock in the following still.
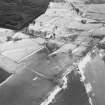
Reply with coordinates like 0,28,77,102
12,32,29,39
72,45,87,57
68,21,102,31
91,27,105,39
0,28,14,43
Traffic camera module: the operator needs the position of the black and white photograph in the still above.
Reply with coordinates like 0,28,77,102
0,0,105,105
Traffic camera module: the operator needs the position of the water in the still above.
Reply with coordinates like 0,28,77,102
50,70,90,105
0,67,11,84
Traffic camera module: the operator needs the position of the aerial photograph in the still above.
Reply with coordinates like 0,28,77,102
0,0,105,105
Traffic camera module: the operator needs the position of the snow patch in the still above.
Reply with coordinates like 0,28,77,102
40,86,61,105
78,53,91,81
